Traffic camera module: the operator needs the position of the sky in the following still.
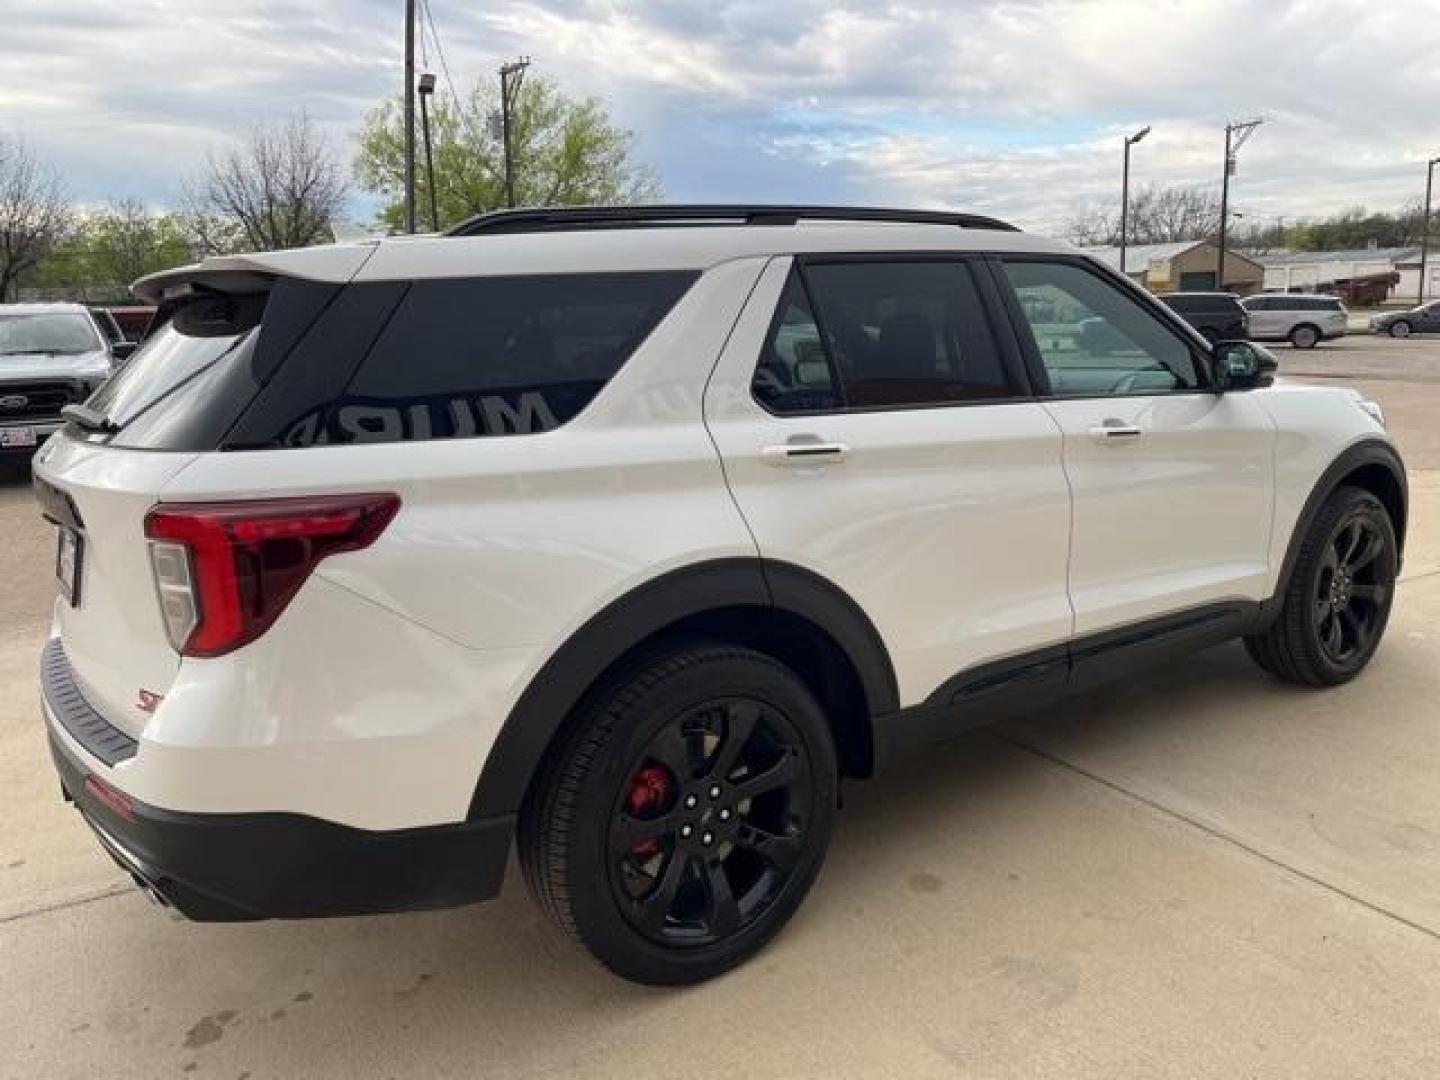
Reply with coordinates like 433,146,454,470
3,0,1438,236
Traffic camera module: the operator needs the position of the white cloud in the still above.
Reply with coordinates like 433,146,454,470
2,0,1438,233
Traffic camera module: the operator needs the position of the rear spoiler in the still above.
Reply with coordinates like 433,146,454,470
131,243,379,304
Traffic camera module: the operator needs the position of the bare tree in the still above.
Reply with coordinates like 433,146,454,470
1065,184,1223,247
0,136,72,300
184,115,347,253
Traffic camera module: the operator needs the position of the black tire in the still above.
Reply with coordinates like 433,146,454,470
1389,320,1412,339
518,643,838,985
1289,323,1321,349
1245,486,1397,686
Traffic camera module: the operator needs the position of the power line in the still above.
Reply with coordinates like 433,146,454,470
421,1,474,135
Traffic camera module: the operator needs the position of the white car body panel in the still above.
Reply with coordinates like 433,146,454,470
1040,391,1276,635
705,258,1075,707
39,438,197,735
1255,382,1391,594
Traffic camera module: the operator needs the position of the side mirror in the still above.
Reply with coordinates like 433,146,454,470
111,341,138,364
1212,340,1278,391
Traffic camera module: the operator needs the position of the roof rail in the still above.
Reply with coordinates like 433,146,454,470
445,204,1019,237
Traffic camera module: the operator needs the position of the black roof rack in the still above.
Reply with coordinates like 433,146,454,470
445,204,1018,237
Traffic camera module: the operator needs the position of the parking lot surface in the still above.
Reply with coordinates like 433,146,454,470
3,333,1440,1079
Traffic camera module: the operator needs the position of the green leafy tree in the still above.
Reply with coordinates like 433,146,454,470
30,201,195,301
355,74,660,231
86,199,193,286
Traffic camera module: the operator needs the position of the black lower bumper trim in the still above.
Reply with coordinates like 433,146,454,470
48,732,512,922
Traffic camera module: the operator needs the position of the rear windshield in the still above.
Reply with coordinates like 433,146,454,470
0,312,101,357
86,293,266,431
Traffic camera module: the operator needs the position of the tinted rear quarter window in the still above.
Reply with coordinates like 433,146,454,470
282,272,695,446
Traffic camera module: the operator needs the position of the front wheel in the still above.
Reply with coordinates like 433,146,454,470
1245,486,1397,686
519,644,838,985
1289,324,1320,349
1389,320,1413,339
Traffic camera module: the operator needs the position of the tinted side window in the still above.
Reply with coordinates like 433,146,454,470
1004,261,1202,397
281,272,694,446
813,261,1013,409
1246,296,1275,312
752,273,842,414
1163,295,1200,313
754,261,1014,413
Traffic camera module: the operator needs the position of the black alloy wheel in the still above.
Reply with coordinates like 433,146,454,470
1312,511,1391,665
610,696,811,948
519,644,837,985
1244,486,1397,686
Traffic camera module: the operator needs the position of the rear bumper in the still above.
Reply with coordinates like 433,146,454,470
44,698,513,923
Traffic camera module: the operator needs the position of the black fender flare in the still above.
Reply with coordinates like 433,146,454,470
467,558,899,819
1259,438,1407,626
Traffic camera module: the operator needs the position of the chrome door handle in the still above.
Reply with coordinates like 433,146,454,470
1088,423,1143,441
761,441,850,464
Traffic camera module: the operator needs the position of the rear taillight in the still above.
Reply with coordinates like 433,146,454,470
143,494,400,658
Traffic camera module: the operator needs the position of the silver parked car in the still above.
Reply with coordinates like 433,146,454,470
0,303,126,456
1241,293,1347,349
1370,300,1440,339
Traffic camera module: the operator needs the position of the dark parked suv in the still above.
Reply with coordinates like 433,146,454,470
1157,292,1249,343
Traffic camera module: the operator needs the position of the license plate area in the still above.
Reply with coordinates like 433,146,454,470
57,526,83,607
1,426,37,449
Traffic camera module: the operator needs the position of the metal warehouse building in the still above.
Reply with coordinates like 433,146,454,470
1084,241,1265,294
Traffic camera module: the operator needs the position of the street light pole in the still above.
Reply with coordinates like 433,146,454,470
499,57,531,209
1119,125,1150,277
418,72,440,232
1420,156,1439,305
403,0,417,234
1216,118,1262,290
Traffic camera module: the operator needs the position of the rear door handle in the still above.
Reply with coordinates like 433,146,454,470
761,441,850,465
1088,422,1143,441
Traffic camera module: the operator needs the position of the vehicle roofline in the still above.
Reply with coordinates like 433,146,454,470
129,226,1076,299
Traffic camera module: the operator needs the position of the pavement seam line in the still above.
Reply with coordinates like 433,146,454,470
990,730,1440,946
0,882,133,926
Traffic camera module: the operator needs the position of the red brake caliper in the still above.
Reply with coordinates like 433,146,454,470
624,764,674,861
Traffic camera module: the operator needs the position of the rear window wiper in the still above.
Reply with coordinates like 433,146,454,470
61,403,120,435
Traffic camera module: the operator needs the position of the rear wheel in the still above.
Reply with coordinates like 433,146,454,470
519,644,837,985
1289,323,1320,349
1389,320,1413,339
1245,486,1397,686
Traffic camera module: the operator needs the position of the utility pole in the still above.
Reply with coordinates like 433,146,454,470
499,57,531,208
1420,156,1439,305
1119,125,1150,276
404,0,417,234
1216,118,1262,290
418,72,440,231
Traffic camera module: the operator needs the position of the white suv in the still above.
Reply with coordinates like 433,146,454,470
34,206,1406,985
1242,292,1348,348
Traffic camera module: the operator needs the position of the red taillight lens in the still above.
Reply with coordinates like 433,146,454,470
143,494,400,658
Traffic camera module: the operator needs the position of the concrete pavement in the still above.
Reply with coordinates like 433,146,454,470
3,341,1440,1079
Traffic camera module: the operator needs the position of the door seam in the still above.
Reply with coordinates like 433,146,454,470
699,256,784,602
